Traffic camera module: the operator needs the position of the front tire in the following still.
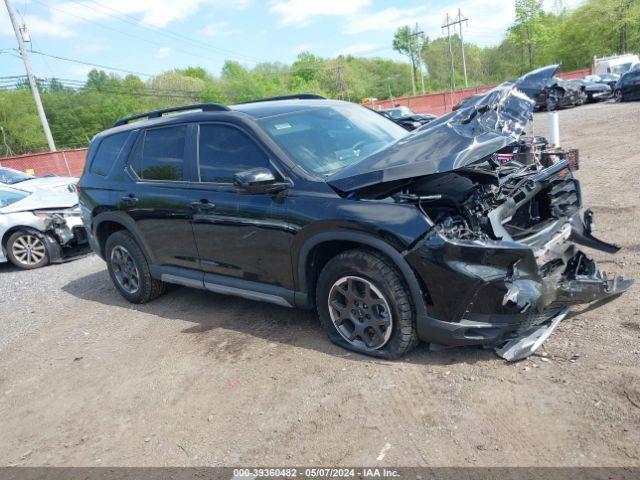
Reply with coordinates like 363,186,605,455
316,249,418,359
6,231,49,269
105,230,165,303
614,89,623,102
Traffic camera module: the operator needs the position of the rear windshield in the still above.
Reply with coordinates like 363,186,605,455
0,189,28,208
0,168,34,185
258,103,407,175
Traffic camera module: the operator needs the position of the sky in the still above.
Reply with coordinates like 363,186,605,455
0,0,583,82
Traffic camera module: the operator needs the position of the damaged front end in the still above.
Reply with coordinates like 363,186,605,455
399,156,632,361
30,207,90,263
327,65,633,361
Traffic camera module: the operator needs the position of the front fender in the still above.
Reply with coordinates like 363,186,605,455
294,230,430,320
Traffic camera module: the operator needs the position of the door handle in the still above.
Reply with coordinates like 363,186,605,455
191,200,216,212
121,194,138,207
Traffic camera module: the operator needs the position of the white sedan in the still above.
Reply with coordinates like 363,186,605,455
0,167,78,193
0,185,89,269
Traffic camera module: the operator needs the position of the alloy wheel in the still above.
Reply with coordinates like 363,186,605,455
110,245,140,294
11,234,46,266
327,276,393,350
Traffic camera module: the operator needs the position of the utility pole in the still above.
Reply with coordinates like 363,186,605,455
456,9,469,88
4,0,56,151
408,24,425,96
442,13,456,99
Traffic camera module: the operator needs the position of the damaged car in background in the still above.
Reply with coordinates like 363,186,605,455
0,185,89,269
378,106,437,131
566,78,612,103
0,166,78,193
535,76,587,111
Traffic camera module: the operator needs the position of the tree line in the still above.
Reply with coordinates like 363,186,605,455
0,0,638,156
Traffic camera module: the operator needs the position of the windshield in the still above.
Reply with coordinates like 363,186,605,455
0,188,29,208
611,63,632,75
383,107,414,118
259,103,408,175
0,168,35,185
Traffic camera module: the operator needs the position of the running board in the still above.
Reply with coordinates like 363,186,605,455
159,268,295,308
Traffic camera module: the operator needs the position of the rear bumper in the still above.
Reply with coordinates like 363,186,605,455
406,212,633,351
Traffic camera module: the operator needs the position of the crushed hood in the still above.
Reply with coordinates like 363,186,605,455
328,65,560,192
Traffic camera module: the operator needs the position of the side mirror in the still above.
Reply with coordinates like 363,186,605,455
233,168,288,195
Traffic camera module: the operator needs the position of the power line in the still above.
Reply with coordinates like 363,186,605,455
27,49,155,77
28,0,355,79
29,0,236,67
79,0,264,64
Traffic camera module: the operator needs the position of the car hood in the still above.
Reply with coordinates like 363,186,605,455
327,65,559,193
0,189,78,214
585,83,611,91
13,176,78,192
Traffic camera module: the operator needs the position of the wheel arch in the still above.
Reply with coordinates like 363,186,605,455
92,212,154,264
2,226,59,265
296,232,428,318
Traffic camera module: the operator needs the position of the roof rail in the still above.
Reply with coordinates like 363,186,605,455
238,94,326,104
112,103,230,127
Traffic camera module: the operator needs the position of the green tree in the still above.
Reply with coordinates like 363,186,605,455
392,26,425,95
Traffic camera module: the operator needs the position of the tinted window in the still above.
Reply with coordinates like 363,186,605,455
198,124,270,183
133,126,187,181
91,132,129,176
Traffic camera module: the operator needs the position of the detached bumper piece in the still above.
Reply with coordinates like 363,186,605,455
555,251,634,305
495,307,569,361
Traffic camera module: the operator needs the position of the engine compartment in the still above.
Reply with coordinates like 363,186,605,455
388,138,581,244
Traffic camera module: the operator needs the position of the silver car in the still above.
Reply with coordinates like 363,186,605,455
0,167,78,193
0,185,89,269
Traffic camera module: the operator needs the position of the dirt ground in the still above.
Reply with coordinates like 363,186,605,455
0,101,638,467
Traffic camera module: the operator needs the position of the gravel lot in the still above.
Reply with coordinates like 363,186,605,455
0,101,638,467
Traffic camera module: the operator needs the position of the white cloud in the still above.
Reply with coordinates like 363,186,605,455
198,21,231,37
269,0,371,26
0,0,250,38
342,0,515,47
197,22,242,37
334,43,379,57
155,46,171,58
344,5,430,35
291,43,313,55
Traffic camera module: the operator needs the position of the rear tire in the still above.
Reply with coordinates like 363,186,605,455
6,231,49,270
105,230,165,303
316,249,418,359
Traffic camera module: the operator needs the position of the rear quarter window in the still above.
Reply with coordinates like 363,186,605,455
90,132,130,176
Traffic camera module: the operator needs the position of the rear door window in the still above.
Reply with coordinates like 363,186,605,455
198,124,271,183
132,125,188,181
91,132,129,176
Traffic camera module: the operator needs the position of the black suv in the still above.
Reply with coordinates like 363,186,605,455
79,66,632,361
